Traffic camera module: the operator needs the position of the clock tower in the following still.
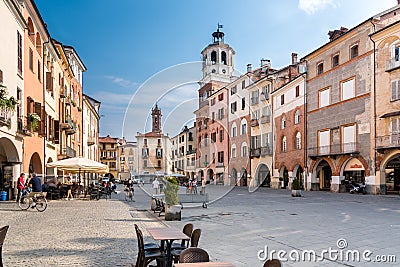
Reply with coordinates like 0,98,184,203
200,24,235,85
151,104,162,133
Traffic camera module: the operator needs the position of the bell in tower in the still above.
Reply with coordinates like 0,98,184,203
151,104,162,133
200,24,235,84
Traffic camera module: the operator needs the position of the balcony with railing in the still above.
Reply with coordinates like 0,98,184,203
59,145,76,159
387,57,400,72
260,146,272,156
250,97,259,106
17,117,32,136
260,115,270,124
216,162,224,167
187,149,196,155
60,115,76,135
87,135,96,146
308,142,359,158
250,119,259,127
376,134,400,152
0,109,11,127
250,148,261,158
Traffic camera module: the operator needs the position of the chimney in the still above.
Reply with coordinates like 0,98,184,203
260,59,271,68
291,53,298,64
398,0,400,5
247,64,252,72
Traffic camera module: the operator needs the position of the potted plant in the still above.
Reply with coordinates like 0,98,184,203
0,85,17,112
164,176,181,221
291,178,302,197
28,113,41,131
77,106,82,112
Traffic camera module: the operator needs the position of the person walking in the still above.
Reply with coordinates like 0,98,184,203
152,177,160,195
66,178,73,200
201,177,206,195
16,173,25,202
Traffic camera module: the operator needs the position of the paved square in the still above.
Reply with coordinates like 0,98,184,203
0,185,399,266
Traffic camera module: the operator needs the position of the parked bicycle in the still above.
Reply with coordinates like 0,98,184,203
18,190,47,212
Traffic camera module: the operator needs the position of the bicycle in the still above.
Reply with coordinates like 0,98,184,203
18,190,48,212
124,186,134,201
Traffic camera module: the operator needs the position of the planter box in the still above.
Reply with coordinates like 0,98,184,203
291,190,302,197
165,205,181,221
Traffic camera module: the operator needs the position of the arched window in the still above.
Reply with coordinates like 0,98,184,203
211,51,217,64
27,18,34,42
221,51,227,65
36,33,42,54
282,136,287,152
296,132,301,150
231,144,237,158
240,118,247,135
241,142,248,157
281,116,286,129
295,110,300,124
231,122,237,137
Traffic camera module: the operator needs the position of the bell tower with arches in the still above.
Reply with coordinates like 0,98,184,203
151,104,162,133
200,24,235,84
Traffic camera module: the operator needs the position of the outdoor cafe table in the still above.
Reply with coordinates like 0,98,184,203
174,263,235,267
146,227,190,267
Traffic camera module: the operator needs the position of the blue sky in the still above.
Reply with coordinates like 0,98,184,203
36,0,397,139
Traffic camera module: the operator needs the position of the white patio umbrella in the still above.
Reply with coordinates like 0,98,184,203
46,157,109,188
46,157,109,173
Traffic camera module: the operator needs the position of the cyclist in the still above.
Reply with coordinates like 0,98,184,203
27,173,43,208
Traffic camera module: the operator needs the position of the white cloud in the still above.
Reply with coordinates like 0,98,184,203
298,0,338,14
105,75,138,88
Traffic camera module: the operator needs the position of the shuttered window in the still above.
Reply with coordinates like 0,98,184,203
54,120,60,144
391,80,400,101
391,118,400,133
17,31,22,74
46,72,53,93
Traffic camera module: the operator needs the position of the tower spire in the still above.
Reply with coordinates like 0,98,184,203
212,24,224,43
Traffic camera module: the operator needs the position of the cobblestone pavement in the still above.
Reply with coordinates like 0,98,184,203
0,185,163,267
1,184,400,267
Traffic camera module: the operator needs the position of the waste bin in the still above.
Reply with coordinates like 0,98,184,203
0,191,7,201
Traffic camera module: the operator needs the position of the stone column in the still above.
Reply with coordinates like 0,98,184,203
330,176,340,192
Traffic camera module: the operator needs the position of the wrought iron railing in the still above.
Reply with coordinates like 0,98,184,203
250,148,261,157
63,146,76,158
308,142,359,157
260,146,272,156
376,134,400,148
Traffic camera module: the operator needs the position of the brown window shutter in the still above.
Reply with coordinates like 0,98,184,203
54,120,60,144
0,69,3,84
40,107,46,136
27,97,32,114
34,102,41,132
46,72,52,92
